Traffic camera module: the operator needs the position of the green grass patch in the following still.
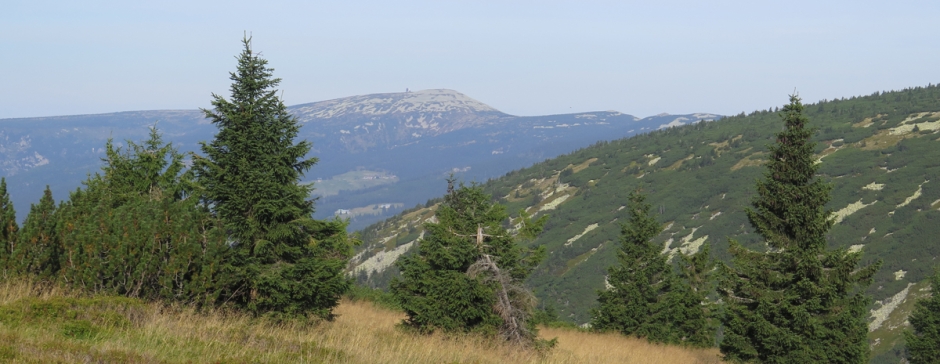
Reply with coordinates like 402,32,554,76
561,242,606,276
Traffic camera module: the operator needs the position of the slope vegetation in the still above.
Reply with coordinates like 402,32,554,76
353,86,940,358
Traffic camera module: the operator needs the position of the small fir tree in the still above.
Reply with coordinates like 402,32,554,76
194,36,352,318
656,245,716,347
14,186,59,278
0,178,17,268
718,95,881,363
592,190,667,336
591,189,713,347
101,126,193,202
391,183,546,346
905,268,940,364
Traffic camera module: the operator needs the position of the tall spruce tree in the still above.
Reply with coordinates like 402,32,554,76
905,268,940,363
591,189,713,347
194,36,352,318
391,183,546,345
717,95,881,363
0,178,17,268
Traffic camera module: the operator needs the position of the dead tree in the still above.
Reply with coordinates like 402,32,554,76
452,224,537,345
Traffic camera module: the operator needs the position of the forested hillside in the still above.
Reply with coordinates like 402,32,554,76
352,85,940,360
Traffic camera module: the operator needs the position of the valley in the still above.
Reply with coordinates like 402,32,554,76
311,170,398,198
0,89,717,231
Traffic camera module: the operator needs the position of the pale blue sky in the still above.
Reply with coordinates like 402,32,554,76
2,1,939,119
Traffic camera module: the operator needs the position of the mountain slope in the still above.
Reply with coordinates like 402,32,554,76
351,86,940,359
0,90,717,230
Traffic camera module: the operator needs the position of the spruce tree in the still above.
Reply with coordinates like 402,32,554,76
591,189,713,347
391,183,546,345
194,36,352,318
657,244,716,347
592,190,667,335
905,268,940,364
718,95,881,363
14,186,59,278
0,178,17,268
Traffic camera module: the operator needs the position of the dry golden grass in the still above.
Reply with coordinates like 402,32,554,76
858,129,907,151
664,154,695,171
0,279,722,363
260,300,722,364
730,152,764,171
538,327,721,364
569,157,598,173
708,134,742,158
853,116,876,128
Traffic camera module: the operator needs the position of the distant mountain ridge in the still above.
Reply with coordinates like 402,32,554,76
293,89,505,121
290,89,509,154
0,89,719,229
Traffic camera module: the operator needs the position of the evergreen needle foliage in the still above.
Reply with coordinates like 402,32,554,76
13,186,58,279
591,189,713,347
391,183,547,346
0,127,231,304
669,244,717,346
194,36,353,318
717,95,881,363
55,127,227,303
0,178,17,268
905,267,940,364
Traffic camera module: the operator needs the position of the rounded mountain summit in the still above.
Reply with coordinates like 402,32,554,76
291,89,510,137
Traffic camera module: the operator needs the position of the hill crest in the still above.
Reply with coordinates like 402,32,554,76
293,89,504,119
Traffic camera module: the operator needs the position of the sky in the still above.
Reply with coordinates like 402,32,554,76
2,1,940,119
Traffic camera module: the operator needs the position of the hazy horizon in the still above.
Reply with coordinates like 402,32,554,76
3,1,939,119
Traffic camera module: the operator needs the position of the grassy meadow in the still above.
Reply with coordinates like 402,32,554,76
0,278,721,363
